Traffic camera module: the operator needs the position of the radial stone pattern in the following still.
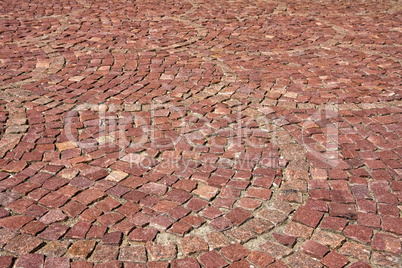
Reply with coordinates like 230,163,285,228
0,0,401,267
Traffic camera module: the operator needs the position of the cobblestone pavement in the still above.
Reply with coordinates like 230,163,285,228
0,0,401,267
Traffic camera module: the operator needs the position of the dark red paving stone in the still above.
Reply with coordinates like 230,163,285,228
95,197,121,212
20,221,46,235
301,240,330,259
86,225,108,239
292,206,323,228
146,242,177,261
165,189,192,204
91,244,119,262
179,235,208,255
247,251,275,267
321,251,349,268
102,231,123,245
65,221,92,239
4,234,43,254
272,233,297,247
61,201,87,218
199,250,228,268
73,188,106,205
39,192,69,208
225,207,252,226
201,206,223,219
329,203,357,220
38,223,69,240
168,222,192,236
170,257,200,268
221,244,251,262
0,256,14,268
372,233,401,255
381,216,402,235
286,252,322,268
129,227,158,242
129,212,152,227
0,228,16,247
343,225,373,244
44,257,70,268
320,216,348,232
14,254,44,268
305,198,328,212
181,215,205,227
0,215,33,231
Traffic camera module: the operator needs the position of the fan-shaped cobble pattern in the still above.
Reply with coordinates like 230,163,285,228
0,0,401,267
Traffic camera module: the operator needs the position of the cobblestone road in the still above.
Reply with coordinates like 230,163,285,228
0,0,401,267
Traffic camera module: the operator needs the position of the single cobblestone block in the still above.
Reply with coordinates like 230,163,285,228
272,233,296,247
247,251,275,267
38,223,69,240
15,254,44,268
225,207,252,226
209,216,233,231
381,216,402,235
4,234,43,254
372,233,401,255
40,209,67,225
321,251,349,268
119,244,147,263
0,256,14,268
102,231,123,245
343,225,373,244
320,216,348,232
206,231,230,249
129,227,158,242
292,206,323,227
67,240,96,259
74,188,106,205
180,235,208,255
221,244,250,262
44,257,70,268
301,240,329,259
329,203,357,220
0,215,33,231
199,250,228,268
91,244,119,262
146,242,177,261
20,221,46,235
193,184,219,200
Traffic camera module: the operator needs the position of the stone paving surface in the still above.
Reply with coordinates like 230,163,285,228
0,0,401,267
